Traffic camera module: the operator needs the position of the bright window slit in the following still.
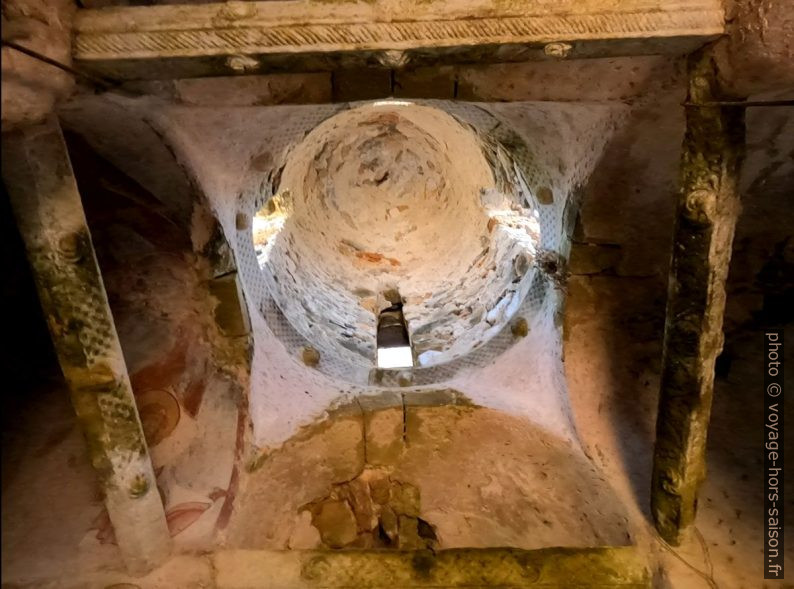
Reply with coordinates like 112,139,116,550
377,346,414,369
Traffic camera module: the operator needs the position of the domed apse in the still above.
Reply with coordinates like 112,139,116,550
253,102,539,376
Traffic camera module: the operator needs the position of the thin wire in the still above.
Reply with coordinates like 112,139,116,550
683,99,794,108
654,531,720,589
1,39,117,91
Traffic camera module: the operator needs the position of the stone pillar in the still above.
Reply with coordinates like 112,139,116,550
651,50,745,545
1,116,172,574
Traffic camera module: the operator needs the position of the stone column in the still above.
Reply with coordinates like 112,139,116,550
651,50,745,545
2,116,172,574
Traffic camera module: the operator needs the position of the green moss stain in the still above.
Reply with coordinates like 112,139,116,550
410,550,436,579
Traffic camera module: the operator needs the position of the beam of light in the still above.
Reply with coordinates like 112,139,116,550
371,99,415,107
253,213,287,266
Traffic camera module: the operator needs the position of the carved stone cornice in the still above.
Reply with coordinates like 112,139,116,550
73,0,724,80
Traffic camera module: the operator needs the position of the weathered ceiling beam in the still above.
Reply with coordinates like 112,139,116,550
219,546,650,587
73,0,724,81
1,116,172,575
651,49,744,545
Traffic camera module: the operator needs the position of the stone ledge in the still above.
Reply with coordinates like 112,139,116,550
2,547,649,588
233,547,649,588
73,0,723,80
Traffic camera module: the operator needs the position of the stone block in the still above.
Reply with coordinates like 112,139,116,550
215,550,303,589
173,73,332,106
360,392,405,466
396,515,423,549
388,481,420,518
358,391,402,412
287,510,322,550
363,407,404,467
457,56,682,102
394,67,456,99
569,242,622,275
333,68,392,101
311,499,358,548
403,389,464,407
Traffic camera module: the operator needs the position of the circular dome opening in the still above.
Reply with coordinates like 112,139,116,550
253,102,539,374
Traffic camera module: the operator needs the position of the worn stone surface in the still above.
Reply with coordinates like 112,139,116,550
403,389,470,408
152,74,333,106
1,117,171,574
457,56,685,103
227,413,365,548
227,405,630,551
576,96,686,278
1,0,75,129
714,0,794,97
309,500,358,548
214,547,650,588
651,51,745,545
362,405,405,466
209,273,251,338
394,67,456,99
300,470,435,551
569,242,622,276
58,96,201,231
332,68,392,102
